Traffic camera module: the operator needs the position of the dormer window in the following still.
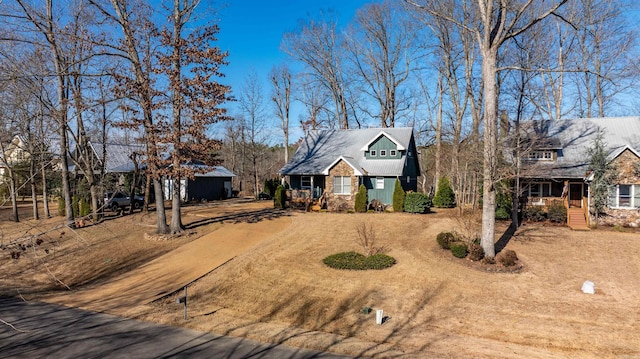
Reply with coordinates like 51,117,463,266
527,151,554,161
370,150,376,157
380,150,387,157
390,150,396,157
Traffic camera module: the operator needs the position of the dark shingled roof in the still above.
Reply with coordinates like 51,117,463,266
515,117,640,179
279,127,415,176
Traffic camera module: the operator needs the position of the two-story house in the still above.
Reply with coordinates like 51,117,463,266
513,117,640,228
279,127,421,211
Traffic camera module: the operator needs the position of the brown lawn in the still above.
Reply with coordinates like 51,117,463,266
1,202,639,358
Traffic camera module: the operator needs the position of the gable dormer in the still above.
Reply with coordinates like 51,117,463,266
522,135,562,162
361,131,405,160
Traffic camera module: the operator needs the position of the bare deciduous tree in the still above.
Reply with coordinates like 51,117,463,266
239,70,267,198
282,12,350,129
408,0,567,257
269,64,292,164
346,1,416,128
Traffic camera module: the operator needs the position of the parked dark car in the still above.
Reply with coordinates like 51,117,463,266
104,191,144,212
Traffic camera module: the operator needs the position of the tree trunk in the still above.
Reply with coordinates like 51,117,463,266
480,48,498,258
29,152,39,220
9,168,19,222
434,75,443,192
144,172,151,213
154,178,167,234
170,177,183,233
41,162,49,218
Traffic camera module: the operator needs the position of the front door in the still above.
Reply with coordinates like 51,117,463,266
569,183,583,208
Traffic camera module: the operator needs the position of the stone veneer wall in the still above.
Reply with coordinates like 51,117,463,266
598,149,640,228
326,160,359,211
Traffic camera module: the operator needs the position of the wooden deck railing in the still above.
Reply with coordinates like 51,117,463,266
582,197,590,227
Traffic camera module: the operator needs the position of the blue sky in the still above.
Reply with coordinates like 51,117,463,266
213,0,373,140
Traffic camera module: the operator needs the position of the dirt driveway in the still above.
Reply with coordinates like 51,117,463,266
43,200,291,315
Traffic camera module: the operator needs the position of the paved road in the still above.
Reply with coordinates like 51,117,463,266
0,297,352,359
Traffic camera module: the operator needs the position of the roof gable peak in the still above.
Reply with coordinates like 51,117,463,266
360,130,406,152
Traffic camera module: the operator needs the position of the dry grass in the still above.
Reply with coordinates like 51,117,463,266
143,210,640,358
2,203,640,358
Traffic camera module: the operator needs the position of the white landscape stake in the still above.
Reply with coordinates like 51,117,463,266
375,309,384,325
581,280,595,294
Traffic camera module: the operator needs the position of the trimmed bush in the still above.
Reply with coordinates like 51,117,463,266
468,241,485,261
274,185,286,209
433,177,455,208
392,178,405,212
404,192,432,214
523,205,546,222
436,231,455,250
322,251,396,270
450,241,468,258
497,249,518,267
547,202,567,223
365,253,397,269
354,184,368,213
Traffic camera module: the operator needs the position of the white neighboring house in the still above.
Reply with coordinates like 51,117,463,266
0,135,30,185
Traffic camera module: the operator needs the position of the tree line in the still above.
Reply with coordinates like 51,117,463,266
1,0,638,256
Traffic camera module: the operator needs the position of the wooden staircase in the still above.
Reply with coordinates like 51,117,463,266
567,208,589,230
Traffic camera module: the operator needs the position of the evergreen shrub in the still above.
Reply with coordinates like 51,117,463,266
392,178,405,212
72,195,79,218
263,178,279,198
355,184,368,213
450,241,468,258
57,197,65,217
495,207,510,220
404,192,432,213
433,177,455,208
322,251,396,270
436,231,455,250
79,197,91,217
274,185,286,209
547,202,567,223
523,206,546,221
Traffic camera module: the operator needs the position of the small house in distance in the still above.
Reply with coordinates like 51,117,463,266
163,164,235,202
279,127,420,211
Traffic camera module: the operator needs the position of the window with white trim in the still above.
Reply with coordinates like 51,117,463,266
333,176,351,195
608,184,640,208
526,182,551,197
380,150,387,157
390,150,397,156
370,150,376,157
526,151,554,161
375,177,384,189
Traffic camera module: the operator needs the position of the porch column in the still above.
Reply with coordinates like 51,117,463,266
563,180,569,209
310,176,315,198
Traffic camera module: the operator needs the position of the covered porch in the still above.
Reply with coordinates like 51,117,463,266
521,179,590,229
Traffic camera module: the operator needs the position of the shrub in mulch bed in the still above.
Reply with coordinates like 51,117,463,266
450,242,468,258
436,232,455,250
496,249,519,267
323,251,396,270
